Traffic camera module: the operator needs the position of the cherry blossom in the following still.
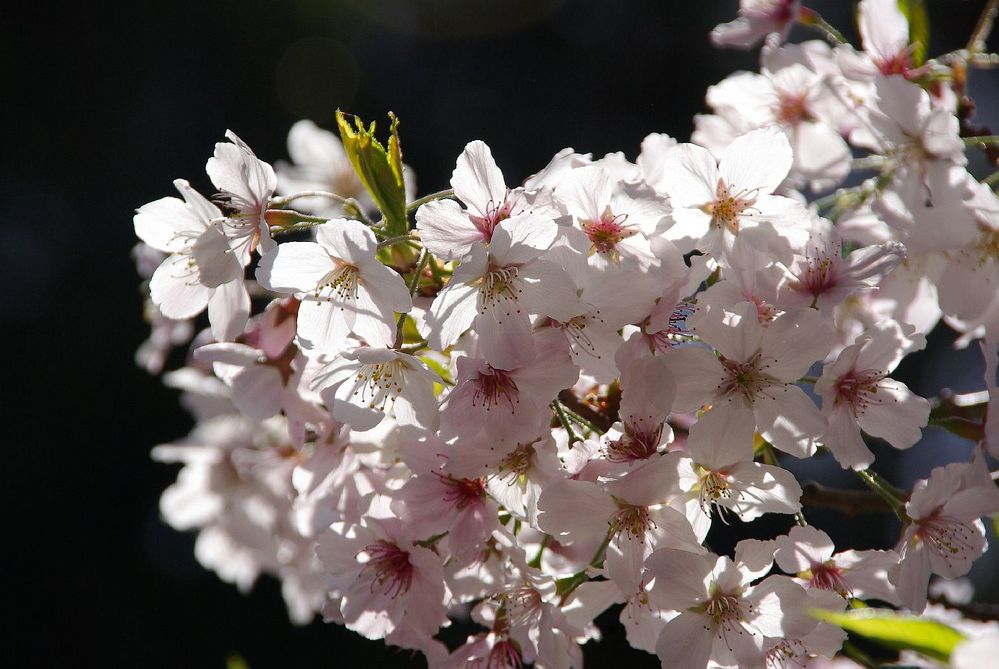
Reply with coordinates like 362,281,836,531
815,320,930,470
256,218,413,350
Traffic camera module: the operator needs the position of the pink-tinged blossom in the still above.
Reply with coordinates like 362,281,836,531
316,497,449,645
710,0,800,50
542,227,671,382
395,430,499,564
206,130,277,263
416,140,558,261
422,216,581,370
310,346,440,431
447,428,562,525
133,179,250,341
676,405,803,525
892,453,999,611
775,525,899,603
937,182,999,336
815,320,930,470
762,588,848,668
440,328,578,441
659,127,809,264
780,216,905,312
697,62,851,191
646,542,816,669
669,301,833,457
857,0,918,78
256,218,413,351
603,356,676,463
554,164,671,265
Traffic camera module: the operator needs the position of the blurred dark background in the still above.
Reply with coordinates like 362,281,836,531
4,1,997,667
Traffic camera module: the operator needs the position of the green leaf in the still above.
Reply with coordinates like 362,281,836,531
897,0,929,65
335,110,408,236
811,608,965,663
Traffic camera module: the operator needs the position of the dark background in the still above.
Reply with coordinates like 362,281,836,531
4,1,996,667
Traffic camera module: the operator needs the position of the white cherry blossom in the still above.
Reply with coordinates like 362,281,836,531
257,218,412,350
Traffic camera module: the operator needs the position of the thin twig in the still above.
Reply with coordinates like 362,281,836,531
406,189,456,213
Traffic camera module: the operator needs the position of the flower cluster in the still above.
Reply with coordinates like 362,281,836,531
135,2,999,667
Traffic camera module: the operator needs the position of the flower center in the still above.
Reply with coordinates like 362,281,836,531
606,426,662,463
496,442,536,483
808,561,852,597
580,205,636,254
317,262,359,303
608,502,655,542
352,359,406,409
469,194,513,241
360,540,414,598
776,91,813,127
835,369,884,413
914,516,978,565
503,584,544,628
697,466,735,517
472,367,520,411
478,266,522,316
703,589,745,627
702,179,756,234
718,353,779,400
436,473,487,510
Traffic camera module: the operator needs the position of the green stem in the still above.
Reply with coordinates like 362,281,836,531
394,250,429,349
557,402,605,436
855,470,907,520
406,188,456,213
963,135,999,145
798,375,819,384
795,512,808,527
551,400,581,447
528,534,552,569
377,234,417,249
798,8,848,45
983,169,999,186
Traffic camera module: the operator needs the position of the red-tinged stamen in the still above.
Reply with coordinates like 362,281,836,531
360,540,414,598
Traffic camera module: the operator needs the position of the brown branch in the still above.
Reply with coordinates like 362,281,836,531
801,482,894,516
557,389,616,433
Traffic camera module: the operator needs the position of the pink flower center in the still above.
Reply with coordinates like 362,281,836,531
437,474,487,510
809,561,852,597
776,91,813,127
698,467,735,518
606,425,663,462
580,205,636,254
703,179,757,234
496,442,536,483
360,540,414,598
469,194,514,241
835,369,884,413
487,638,523,669
608,503,656,541
472,368,520,411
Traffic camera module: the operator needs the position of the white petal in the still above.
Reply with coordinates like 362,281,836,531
149,255,212,319
207,280,250,342
719,127,793,195
255,242,332,293
855,380,929,451
451,140,506,220
755,386,826,458
415,199,484,261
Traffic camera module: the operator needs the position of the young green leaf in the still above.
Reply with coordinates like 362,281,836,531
335,110,409,236
811,607,965,663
